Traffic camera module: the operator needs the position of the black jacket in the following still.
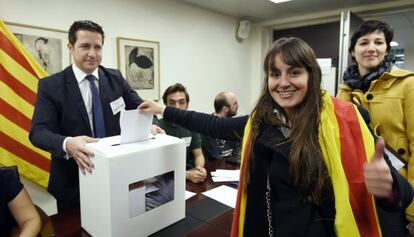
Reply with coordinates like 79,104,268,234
163,106,413,237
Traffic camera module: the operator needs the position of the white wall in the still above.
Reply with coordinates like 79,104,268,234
405,40,414,71
0,0,256,113
0,0,262,215
247,25,273,109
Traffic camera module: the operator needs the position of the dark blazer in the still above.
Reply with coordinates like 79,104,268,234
29,65,143,203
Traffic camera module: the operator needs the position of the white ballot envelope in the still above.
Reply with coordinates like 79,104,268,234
120,109,153,144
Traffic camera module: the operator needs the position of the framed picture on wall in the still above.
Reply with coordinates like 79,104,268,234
117,37,160,100
5,21,70,75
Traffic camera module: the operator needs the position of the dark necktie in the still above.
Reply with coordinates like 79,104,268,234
85,75,106,138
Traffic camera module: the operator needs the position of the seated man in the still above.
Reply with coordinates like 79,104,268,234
201,92,241,161
160,83,207,183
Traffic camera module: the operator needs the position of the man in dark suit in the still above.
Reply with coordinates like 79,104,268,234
29,20,161,213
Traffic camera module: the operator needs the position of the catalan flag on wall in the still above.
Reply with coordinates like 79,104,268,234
0,19,50,188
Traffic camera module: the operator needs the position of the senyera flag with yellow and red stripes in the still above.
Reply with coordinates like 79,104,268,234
0,19,50,188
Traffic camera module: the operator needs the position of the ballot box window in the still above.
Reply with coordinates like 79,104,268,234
128,171,175,218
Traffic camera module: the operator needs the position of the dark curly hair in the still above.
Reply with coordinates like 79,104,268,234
162,83,190,105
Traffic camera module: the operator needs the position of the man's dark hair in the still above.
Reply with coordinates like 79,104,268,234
68,20,105,45
214,92,229,113
349,20,393,59
162,83,190,105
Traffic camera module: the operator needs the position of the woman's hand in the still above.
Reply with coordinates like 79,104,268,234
364,139,394,198
138,100,165,115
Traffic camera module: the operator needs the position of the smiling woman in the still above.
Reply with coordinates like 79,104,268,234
337,20,414,237
139,37,414,237
267,55,309,120
351,30,388,76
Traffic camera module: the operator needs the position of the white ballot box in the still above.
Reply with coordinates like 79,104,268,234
79,134,185,237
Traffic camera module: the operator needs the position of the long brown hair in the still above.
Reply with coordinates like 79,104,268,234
246,37,330,203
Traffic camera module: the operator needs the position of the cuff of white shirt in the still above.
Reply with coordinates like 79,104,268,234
62,137,71,160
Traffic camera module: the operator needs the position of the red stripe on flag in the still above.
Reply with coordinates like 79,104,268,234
0,31,38,78
0,63,37,105
0,98,31,131
0,131,50,172
332,97,380,237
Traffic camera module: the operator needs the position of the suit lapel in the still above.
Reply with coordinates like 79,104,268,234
64,66,92,132
98,67,113,134
98,67,110,110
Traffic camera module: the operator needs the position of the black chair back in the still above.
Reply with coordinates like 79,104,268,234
0,165,20,181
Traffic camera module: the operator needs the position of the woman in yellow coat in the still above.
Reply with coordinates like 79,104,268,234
337,20,414,236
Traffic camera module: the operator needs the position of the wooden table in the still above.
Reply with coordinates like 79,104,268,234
26,159,239,237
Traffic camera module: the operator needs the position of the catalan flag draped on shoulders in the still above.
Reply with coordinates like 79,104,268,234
231,92,382,237
0,20,50,187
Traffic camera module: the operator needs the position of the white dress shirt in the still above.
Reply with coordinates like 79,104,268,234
62,64,100,155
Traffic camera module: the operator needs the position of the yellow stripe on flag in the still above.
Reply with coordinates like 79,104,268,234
0,48,39,93
237,118,253,237
0,147,48,188
0,80,34,119
0,114,50,158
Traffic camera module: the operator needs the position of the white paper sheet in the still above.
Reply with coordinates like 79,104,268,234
185,190,196,200
129,185,146,218
317,58,332,75
202,185,237,208
120,109,153,144
211,169,240,177
384,147,405,170
211,169,240,182
212,176,239,182
317,58,336,96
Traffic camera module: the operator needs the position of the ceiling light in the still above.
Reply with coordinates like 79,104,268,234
269,0,292,3
390,41,399,47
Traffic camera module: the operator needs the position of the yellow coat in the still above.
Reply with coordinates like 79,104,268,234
338,66,414,221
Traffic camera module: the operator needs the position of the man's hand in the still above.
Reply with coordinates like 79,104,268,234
151,125,165,135
138,100,165,115
364,139,393,198
66,136,98,174
196,167,207,177
186,167,207,183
